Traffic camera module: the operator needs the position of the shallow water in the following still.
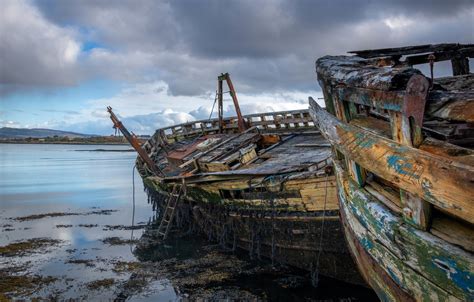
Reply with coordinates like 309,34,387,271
0,143,378,301
0,143,176,300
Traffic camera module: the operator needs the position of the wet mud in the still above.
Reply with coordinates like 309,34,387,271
0,218,378,301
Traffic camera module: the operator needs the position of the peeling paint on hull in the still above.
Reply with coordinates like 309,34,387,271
334,161,472,301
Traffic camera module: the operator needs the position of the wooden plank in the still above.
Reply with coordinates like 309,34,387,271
365,180,402,214
432,74,474,91
340,195,462,301
419,137,474,166
228,213,339,221
309,98,474,224
340,209,414,301
349,116,392,138
405,48,474,66
431,216,474,252
335,86,406,111
316,55,422,91
430,99,474,123
335,161,473,301
327,87,474,123
300,187,337,206
348,43,473,59
284,176,336,190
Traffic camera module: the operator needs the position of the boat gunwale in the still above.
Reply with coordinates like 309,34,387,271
308,98,474,224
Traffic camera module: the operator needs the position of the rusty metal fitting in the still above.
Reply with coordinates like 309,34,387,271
428,54,435,88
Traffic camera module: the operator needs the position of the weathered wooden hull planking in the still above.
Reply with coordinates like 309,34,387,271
309,100,474,224
312,44,474,301
124,104,365,285
143,173,364,285
335,160,472,301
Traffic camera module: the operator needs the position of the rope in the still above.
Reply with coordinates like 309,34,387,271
130,164,136,253
270,193,275,266
312,173,329,287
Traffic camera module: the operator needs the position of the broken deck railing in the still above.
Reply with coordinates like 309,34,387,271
150,109,314,143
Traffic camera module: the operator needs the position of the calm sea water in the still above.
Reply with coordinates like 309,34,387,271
0,144,176,300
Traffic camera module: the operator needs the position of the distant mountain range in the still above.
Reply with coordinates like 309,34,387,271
0,127,96,138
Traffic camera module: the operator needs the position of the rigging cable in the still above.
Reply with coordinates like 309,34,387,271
208,90,218,120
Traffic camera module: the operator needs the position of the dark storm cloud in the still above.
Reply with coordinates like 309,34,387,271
2,0,473,96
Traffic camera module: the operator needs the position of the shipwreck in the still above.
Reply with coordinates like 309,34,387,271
310,43,474,301
108,73,363,285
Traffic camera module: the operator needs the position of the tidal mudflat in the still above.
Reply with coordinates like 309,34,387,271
0,144,377,301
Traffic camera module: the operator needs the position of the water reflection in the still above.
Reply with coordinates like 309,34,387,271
0,144,177,300
0,144,377,301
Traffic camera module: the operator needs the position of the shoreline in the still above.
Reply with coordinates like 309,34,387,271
0,141,130,146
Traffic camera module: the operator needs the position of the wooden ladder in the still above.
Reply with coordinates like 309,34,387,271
157,184,183,240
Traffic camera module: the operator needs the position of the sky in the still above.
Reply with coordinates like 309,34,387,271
1,0,473,135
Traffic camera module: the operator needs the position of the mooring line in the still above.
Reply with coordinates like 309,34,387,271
130,163,136,254
313,173,329,287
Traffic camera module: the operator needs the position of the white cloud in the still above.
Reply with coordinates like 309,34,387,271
0,0,82,87
0,120,23,128
42,81,322,135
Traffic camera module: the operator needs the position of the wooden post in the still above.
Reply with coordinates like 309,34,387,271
333,93,366,186
451,56,470,76
393,75,431,230
224,74,246,132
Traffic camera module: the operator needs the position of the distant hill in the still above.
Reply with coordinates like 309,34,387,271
0,127,96,139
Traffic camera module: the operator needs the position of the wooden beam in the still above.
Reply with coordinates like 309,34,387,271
390,75,431,230
404,48,474,66
349,43,474,59
309,98,474,224
451,56,470,76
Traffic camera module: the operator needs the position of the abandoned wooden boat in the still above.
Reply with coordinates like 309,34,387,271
310,44,474,301
107,73,363,285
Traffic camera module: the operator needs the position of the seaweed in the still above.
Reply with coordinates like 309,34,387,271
0,238,62,257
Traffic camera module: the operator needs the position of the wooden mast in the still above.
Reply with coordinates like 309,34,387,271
217,73,247,133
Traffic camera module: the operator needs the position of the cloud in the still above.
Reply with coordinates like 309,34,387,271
0,0,82,90
3,0,468,96
41,109,80,115
37,80,320,135
0,120,23,128
2,0,472,130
